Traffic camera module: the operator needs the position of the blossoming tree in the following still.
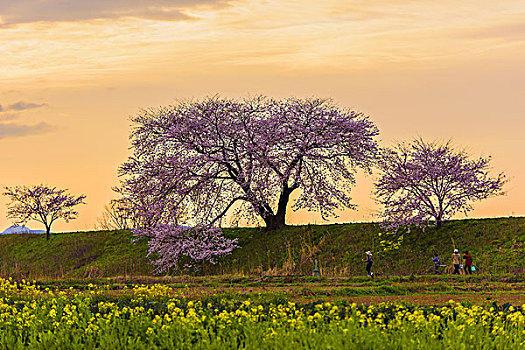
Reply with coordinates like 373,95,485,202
3,184,86,240
119,96,379,271
120,96,380,230
375,139,506,232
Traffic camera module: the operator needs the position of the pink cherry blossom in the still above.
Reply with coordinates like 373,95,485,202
3,184,86,240
375,139,506,232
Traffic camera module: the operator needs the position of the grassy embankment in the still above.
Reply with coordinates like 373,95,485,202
0,216,523,280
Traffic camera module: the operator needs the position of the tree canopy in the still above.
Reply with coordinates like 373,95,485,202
119,96,380,230
375,139,506,232
3,184,86,240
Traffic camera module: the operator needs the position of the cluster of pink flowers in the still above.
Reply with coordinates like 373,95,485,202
133,225,238,272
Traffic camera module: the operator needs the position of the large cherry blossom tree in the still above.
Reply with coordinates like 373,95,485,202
120,96,380,230
3,184,86,240
375,139,506,232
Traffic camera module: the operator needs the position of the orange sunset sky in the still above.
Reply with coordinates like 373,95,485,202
1,0,524,232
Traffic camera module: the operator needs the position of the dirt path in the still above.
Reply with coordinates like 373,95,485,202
317,292,525,306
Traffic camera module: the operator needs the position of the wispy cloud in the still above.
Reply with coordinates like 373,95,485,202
457,19,525,40
0,101,47,112
1,0,523,86
0,99,54,139
0,122,55,139
0,113,17,121
0,0,228,25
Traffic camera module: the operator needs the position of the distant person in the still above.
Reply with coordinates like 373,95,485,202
452,249,461,274
432,253,441,274
463,251,473,274
364,251,373,278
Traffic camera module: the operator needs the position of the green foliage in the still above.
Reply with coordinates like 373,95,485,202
0,217,523,279
205,217,525,277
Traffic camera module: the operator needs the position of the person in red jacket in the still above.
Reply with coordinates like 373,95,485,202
463,251,473,274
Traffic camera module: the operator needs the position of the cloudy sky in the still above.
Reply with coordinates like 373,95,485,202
1,0,524,231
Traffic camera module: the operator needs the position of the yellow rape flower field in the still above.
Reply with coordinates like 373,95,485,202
1,278,524,349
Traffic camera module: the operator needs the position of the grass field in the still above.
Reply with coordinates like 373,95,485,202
0,217,523,279
26,274,525,308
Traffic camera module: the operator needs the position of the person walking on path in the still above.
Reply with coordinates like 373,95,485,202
432,253,441,274
463,251,473,274
452,249,461,274
364,251,374,278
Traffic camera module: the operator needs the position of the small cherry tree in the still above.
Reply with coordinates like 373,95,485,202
375,139,506,232
3,184,86,240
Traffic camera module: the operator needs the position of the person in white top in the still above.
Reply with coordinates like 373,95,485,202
364,251,373,277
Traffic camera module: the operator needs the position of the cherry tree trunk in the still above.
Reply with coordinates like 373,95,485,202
263,214,286,230
262,186,292,230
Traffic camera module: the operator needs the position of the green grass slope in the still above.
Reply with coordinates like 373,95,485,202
0,217,523,279
0,230,153,279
